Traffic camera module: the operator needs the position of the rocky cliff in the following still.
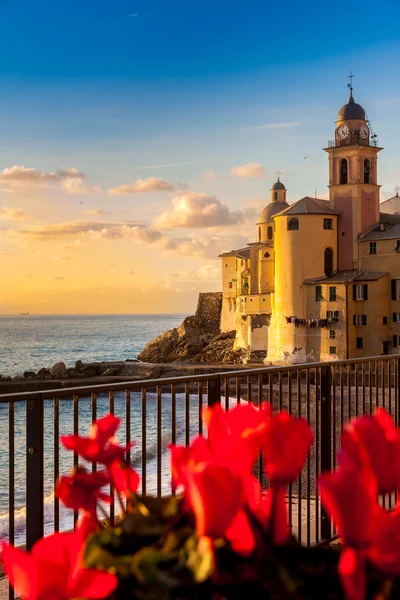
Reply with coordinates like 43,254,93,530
138,292,244,364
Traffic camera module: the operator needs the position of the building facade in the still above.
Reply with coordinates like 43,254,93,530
220,87,400,363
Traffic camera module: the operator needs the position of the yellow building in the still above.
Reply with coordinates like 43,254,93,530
220,84,400,363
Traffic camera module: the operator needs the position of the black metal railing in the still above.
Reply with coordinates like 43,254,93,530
1,355,400,570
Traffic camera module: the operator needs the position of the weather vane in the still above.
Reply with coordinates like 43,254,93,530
348,71,355,91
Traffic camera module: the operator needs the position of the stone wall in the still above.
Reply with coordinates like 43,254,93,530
195,292,223,332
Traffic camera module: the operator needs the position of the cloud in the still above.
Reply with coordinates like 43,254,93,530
4,218,249,261
134,160,210,170
48,276,65,281
154,192,243,229
54,255,71,261
124,269,136,276
0,251,13,256
0,165,83,185
259,122,301,129
231,163,266,179
170,263,220,281
19,273,33,278
202,171,217,181
83,209,112,216
62,178,100,195
0,207,26,220
108,177,174,195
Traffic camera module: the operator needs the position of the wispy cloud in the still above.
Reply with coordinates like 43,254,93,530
154,192,243,229
259,122,302,129
48,276,65,281
83,209,113,216
0,251,13,257
133,161,210,170
108,177,174,195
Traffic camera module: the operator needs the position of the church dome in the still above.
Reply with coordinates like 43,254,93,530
259,201,289,223
338,92,366,121
272,180,285,190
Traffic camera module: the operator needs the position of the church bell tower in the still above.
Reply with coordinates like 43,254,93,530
325,76,382,270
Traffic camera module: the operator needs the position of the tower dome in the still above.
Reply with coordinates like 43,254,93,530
338,90,366,122
257,177,289,242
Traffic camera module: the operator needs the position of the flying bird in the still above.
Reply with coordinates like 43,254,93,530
80,202,83,205
304,156,312,160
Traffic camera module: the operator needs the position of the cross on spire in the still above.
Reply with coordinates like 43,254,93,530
276,170,281,181
348,71,355,93
395,185,400,197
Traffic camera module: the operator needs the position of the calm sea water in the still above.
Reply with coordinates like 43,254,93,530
0,314,187,377
0,314,192,545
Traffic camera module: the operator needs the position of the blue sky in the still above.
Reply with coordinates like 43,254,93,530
1,0,400,312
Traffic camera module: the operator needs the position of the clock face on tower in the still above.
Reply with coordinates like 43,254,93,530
359,124,369,140
337,124,349,140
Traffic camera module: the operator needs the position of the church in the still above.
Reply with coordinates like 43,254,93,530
219,84,400,363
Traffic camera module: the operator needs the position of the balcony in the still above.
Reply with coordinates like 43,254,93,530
238,293,271,315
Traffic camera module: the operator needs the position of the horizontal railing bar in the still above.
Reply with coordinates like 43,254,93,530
1,353,400,402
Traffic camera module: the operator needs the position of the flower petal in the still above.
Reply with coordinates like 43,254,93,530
1,542,37,600
69,568,118,599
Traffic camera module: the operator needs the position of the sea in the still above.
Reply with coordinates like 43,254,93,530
0,313,199,546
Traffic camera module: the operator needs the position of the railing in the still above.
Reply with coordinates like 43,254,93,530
1,355,400,565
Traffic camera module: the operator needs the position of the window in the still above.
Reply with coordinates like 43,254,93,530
315,285,323,301
395,241,400,254
327,310,340,320
340,158,348,184
353,315,367,326
383,316,388,325
324,247,334,277
364,158,371,184
274,191,278,201
356,337,363,349
393,313,400,323
369,242,377,255
394,335,398,348
324,218,333,230
228,282,233,289
329,346,337,355
329,330,336,339
264,252,270,258
267,226,273,240
329,286,336,301
392,279,400,300
258,227,261,242
288,218,299,231
353,284,368,301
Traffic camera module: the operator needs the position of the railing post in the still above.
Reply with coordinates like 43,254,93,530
26,394,44,550
207,376,221,407
320,365,332,540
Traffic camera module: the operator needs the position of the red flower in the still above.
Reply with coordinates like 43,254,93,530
169,436,211,492
262,412,313,485
181,460,243,538
340,409,400,494
110,460,140,498
61,413,132,467
261,485,289,545
1,532,117,600
56,468,110,522
319,464,380,600
319,464,378,548
204,403,271,471
89,414,120,446
367,506,400,575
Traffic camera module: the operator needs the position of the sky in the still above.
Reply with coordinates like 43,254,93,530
1,0,400,314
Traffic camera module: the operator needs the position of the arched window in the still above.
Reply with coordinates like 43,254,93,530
267,226,273,240
340,158,348,184
364,158,372,184
258,227,261,242
324,247,334,277
288,218,299,231
264,252,270,258
274,191,278,201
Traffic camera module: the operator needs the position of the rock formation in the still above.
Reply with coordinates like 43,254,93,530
138,292,244,364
